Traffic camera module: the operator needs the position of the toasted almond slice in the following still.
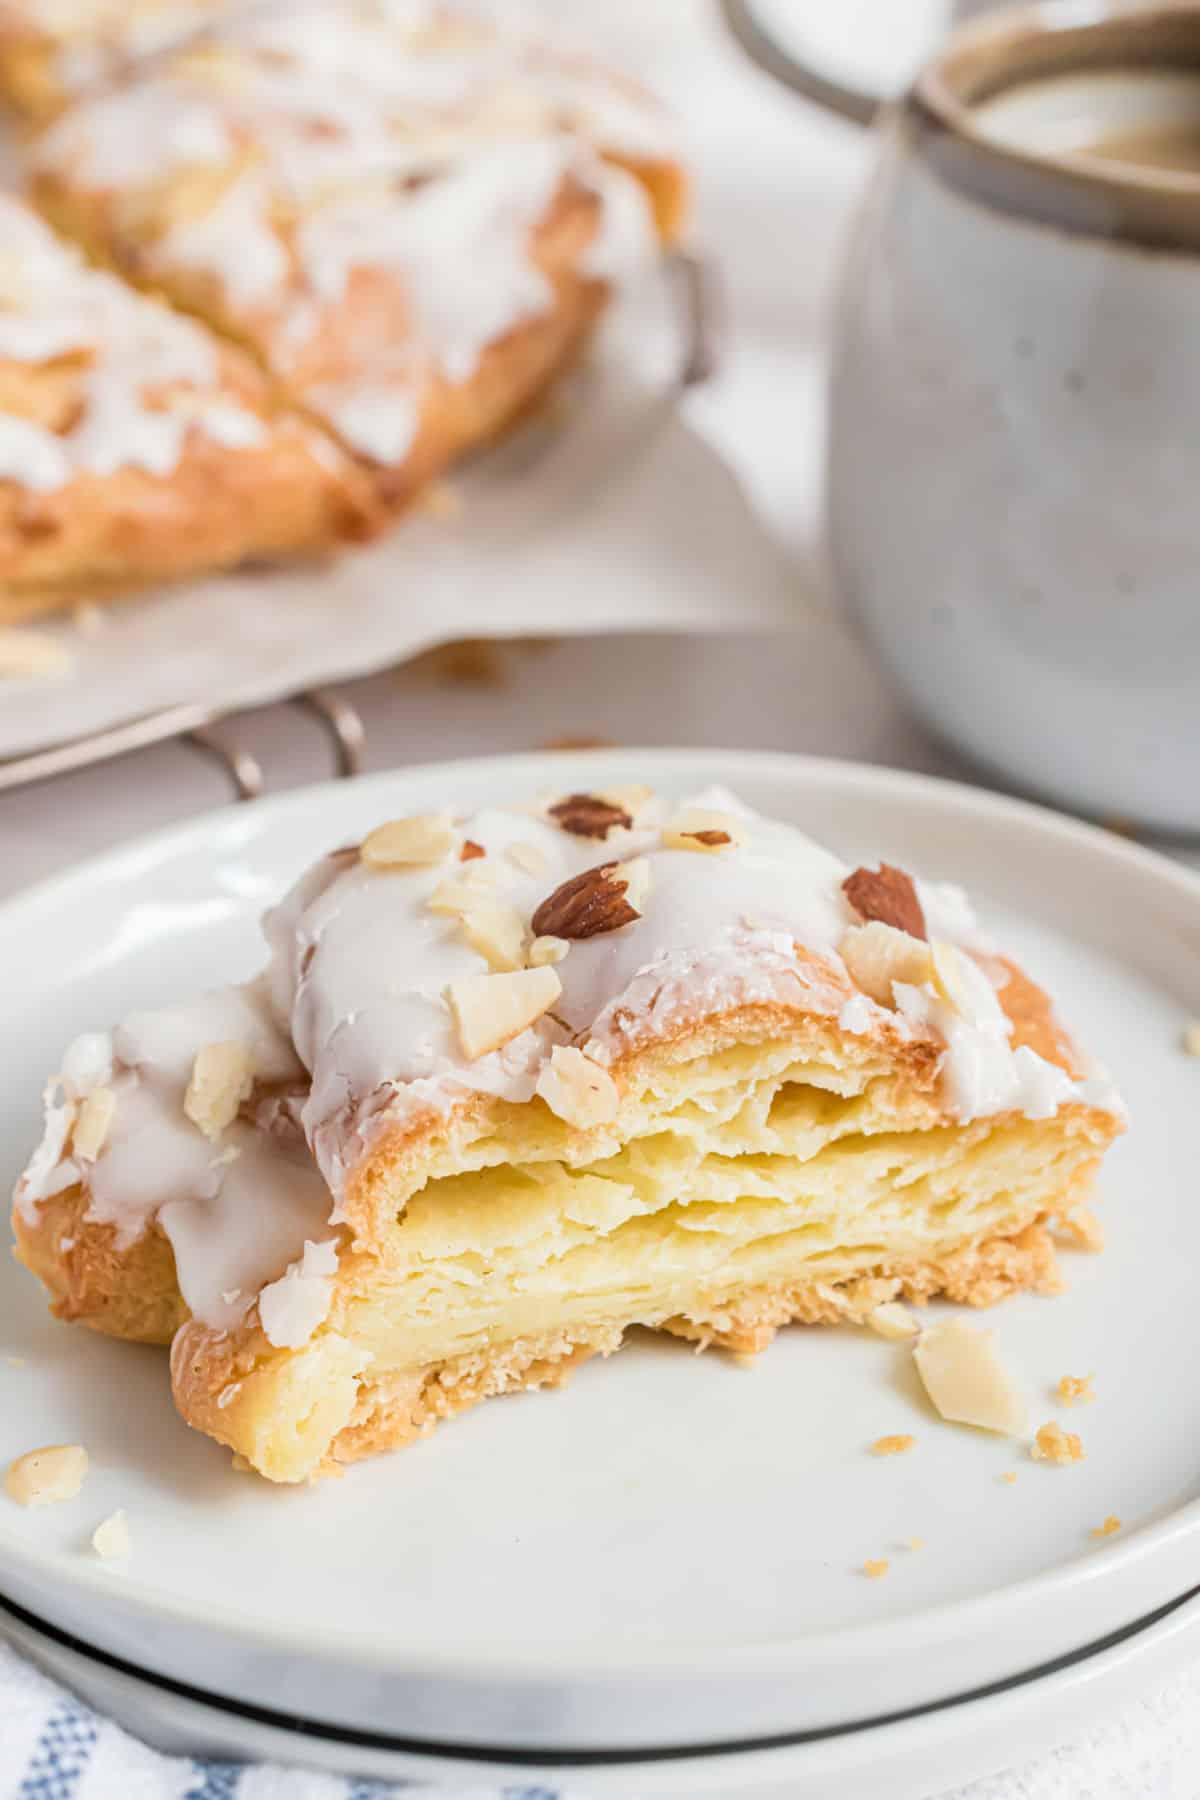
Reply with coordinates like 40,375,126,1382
460,899,527,974
528,934,569,967
5,1444,88,1506
618,855,652,913
72,1085,115,1161
361,813,455,868
867,1301,919,1341
447,967,562,1060
92,1508,131,1560
184,1041,255,1141
536,1046,619,1128
507,840,549,876
913,1319,1027,1435
841,922,933,1007
663,808,746,853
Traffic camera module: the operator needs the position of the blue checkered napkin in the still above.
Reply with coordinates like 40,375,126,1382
0,1641,567,1800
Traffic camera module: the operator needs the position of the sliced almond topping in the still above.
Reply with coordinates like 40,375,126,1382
867,1300,919,1341
528,934,569,967
663,808,746,853
460,899,527,974
531,863,639,940
841,922,933,1007
536,1046,619,1129
447,967,562,1060
72,1085,115,1161
5,1444,88,1507
460,839,486,862
597,782,654,822
617,855,651,913
929,940,977,1014
361,813,455,868
184,1040,255,1141
92,1508,131,1560
913,1319,1027,1435
842,864,926,939
548,794,632,839
1031,1421,1085,1465
507,840,549,876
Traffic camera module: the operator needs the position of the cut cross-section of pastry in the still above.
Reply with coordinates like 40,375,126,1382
30,0,688,511
12,786,1125,1484
0,195,377,618
0,0,234,121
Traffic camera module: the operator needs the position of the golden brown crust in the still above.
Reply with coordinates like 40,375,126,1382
12,1181,185,1343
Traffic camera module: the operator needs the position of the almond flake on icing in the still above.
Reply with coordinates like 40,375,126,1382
361,813,455,867
71,1085,115,1161
528,934,569,967
184,1040,255,1140
459,899,528,974
913,1320,1026,1435
447,967,562,1061
536,1046,619,1129
507,841,549,876
841,922,932,1007
662,809,746,852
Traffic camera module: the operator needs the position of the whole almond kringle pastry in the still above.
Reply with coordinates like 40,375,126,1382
13,787,1125,1484
30,0,688,512
0,195,375,617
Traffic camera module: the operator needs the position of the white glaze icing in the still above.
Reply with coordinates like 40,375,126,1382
14,787,1122,1352
0,197,270,495
31,0,669,467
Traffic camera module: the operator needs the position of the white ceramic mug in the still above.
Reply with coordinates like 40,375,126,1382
726,0,1200,833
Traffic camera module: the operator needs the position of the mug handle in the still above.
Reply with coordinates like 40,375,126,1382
718,0,882,128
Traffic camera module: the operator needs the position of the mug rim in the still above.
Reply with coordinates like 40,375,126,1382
907,0,1200,249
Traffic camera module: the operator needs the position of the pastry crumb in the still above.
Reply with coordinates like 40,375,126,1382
1091,1515,1121,1539
1057,1208,1105,1252
1031,1422,1085,1466
4,1355,26,1369
5,1445,88,1507
863,1558,889,1579
905,1536,924,1552
871,1434,915,1457
0,628,73,679
1057,1373,1095,1407
1000,1471,1018,1485
92,1509,131,1560
1182,1023,1200,1057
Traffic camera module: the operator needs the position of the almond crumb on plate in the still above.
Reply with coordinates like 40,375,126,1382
0,629,73,679
913,1319,1026,1434
5,1445,88,1506
863,1559,889,1579
871,1434,915,1457
92,1509,131,1560
905,1537,924,1552
1057,1373,1095,1406
1031,1422,1085,1465
1091,1515,1121,1539
5,1356,26,1369
1000,1471,1018,1485
867,1301,918,1340
1182,1023,1200,1057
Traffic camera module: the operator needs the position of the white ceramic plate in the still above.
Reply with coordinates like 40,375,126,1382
2,750,1199,1756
